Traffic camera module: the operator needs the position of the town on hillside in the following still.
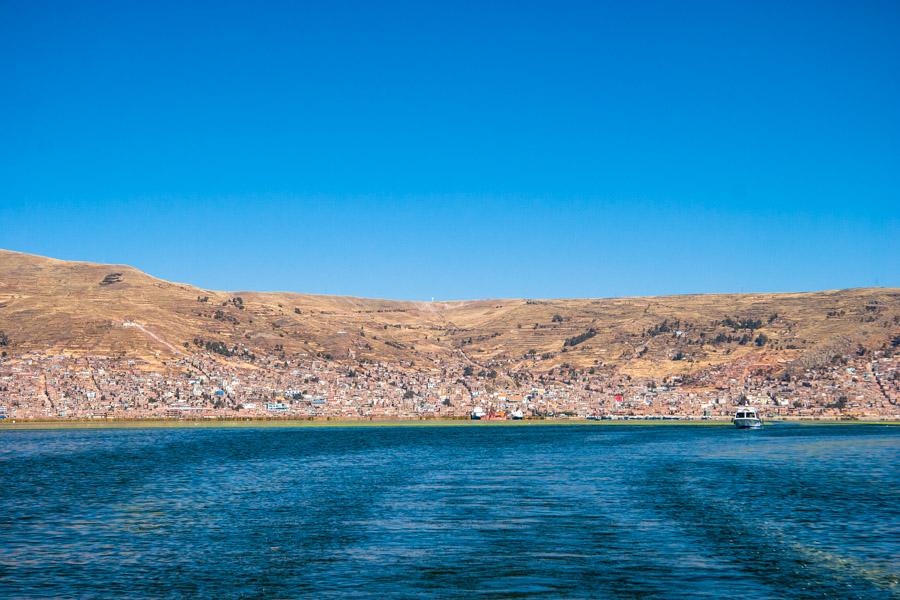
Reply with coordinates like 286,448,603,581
1,338,897,421
1,252,898,422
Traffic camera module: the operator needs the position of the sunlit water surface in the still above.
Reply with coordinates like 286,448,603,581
1,424,898,598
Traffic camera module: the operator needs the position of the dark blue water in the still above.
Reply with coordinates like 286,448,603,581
1,424,898,599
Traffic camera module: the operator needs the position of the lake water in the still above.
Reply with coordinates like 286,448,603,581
1,424,898,598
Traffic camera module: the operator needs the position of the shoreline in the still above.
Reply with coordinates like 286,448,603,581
1,418,898,431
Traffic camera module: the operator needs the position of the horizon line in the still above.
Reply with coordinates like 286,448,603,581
1,247,896,304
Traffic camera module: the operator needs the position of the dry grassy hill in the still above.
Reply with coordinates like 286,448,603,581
1,249,898,380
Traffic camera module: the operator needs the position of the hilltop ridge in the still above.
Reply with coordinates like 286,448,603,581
1,248,896,374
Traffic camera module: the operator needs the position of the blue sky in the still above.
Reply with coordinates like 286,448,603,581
1,0,898,299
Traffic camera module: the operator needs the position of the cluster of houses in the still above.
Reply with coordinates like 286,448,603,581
0,344,897,421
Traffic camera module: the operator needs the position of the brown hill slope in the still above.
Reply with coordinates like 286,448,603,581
0,249,897,379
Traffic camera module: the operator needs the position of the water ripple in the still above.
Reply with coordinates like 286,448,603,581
0,424,897,598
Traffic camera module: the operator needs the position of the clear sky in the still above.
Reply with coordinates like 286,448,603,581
1,0,898,300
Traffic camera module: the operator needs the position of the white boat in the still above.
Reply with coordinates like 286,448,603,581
510,409,524,420
733,407,762,429
471,406,486,420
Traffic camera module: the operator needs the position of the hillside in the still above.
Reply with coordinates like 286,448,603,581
1,249,898,420
1,249,898,376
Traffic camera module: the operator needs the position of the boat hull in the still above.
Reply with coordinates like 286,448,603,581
733,418,762,429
